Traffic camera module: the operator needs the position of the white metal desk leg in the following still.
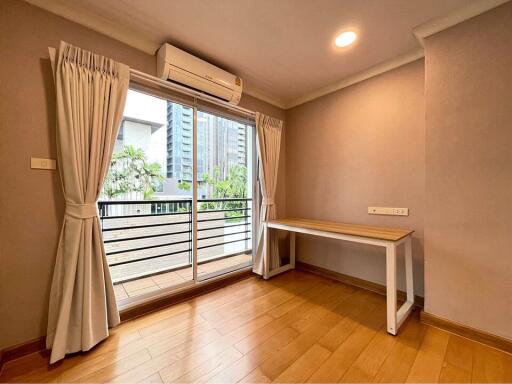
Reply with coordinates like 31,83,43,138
405,236,414,303
386,243,398,335
290,232,296,269
263,223,270,280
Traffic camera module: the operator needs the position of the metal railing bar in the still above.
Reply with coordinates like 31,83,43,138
98,197,254,272
100,198,250,205
103,229,192,243
102,220,192,232
109,237,251,265
98,200,192,205
197,215,250,223
100,211,191,219
109,239,251,266
196,222,249,232
197,208,250,214
108,248,191,267
198,230,251,241
106,239,191,255
197,198,251,203
197,237,251,250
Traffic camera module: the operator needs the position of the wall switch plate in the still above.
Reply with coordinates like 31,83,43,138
31,157,56,170
368,207,409,216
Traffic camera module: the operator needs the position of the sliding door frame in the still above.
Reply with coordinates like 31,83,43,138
192,105,199,283
195,110,256,282
115,83,255,311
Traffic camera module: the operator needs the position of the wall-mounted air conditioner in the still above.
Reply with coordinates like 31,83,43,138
156,43,243,105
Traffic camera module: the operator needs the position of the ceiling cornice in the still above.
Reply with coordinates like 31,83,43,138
285,48,425,109
25,0,160,55
25,0,510,110
242,85,287,110
286,0,510,109
413,0,510,46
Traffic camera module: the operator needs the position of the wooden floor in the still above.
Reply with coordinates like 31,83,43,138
1,270,511,383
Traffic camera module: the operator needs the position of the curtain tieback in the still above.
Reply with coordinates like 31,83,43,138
262,197,275,206
65,202,98,219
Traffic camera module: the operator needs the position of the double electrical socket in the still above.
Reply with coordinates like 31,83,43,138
368,207,409,216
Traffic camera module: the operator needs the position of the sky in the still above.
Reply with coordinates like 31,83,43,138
124,89,167,124
123,89,168,167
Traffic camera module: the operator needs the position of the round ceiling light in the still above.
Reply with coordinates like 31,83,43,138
335,31,357,48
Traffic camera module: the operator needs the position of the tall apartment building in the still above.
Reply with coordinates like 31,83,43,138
198,112,247,181
166,101,247,185
166,103,193,181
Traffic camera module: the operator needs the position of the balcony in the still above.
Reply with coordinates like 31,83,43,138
98,198,253,302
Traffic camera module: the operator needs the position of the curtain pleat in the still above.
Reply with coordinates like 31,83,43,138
46,41,130,363
253,113,283,276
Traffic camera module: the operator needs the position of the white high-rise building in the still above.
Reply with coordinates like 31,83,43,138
166,102,248,197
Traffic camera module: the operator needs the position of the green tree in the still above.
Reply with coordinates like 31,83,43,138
103,145,165,200
177,180,191,192
201,165,248,220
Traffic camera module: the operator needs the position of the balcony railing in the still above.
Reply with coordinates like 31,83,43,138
98,198,252,284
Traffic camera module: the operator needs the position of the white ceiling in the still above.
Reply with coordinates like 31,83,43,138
27,0,505,108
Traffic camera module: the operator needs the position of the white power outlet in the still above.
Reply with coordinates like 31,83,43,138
368,207,409,216
393,207,409,216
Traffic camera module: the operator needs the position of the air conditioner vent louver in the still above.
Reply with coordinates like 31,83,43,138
167,78,231,103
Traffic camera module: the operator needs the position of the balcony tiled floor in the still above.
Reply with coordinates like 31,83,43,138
114,253,252,301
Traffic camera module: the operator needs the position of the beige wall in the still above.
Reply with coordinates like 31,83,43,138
0,0,285,349
424,2,512,339
285,60,425,296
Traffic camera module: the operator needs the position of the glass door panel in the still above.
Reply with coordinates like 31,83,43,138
102,88,255,304
195,110,254,281
101,89,194,304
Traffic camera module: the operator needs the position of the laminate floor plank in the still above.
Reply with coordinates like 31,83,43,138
405,327,450,383
204,284,348,384
238,367,272,383
471,342,512,383
2,270,511,384
157,315,276,383
373,313,426,383
439,363,472,383
233,282,344,356
317,289,380,352
306,301,387,383
206,327,300,384
273,344,331,383
258,297,348,381
340,321,398,382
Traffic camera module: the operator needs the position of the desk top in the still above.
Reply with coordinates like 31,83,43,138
268,218,413,242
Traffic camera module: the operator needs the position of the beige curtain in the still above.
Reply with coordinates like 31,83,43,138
46,41,130,363
253,113,283,276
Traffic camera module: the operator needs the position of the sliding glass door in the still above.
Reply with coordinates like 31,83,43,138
196,110,254,281
101,88,254,305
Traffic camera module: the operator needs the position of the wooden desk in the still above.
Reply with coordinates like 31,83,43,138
264,218,415,335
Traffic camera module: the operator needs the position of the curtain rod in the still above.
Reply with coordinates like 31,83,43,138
130,69,256,119
48,45,256,119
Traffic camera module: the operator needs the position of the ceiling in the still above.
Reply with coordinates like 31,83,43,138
26,0,504,108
